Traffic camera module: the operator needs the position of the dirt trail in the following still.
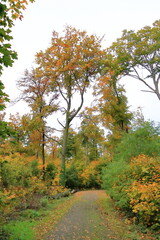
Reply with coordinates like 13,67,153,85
45,190,119,240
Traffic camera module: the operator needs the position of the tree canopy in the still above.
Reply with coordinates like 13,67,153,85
107,20,160,100
35,26,106,185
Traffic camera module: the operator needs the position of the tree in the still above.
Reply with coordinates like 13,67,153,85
107,20,160,101
0,0,35,147
0,81,12,142
0,0,35,75
61,128,80,160
79,107,105,164
94,71,133,156
36,26,105,185
17,69,58,178
95,71,132,133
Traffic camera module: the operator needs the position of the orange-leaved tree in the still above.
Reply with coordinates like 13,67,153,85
35,26,106,185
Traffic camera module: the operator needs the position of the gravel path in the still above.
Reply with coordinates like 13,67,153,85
46,190,118,240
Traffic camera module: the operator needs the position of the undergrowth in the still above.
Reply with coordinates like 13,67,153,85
0,196,75,240
99,193,160,240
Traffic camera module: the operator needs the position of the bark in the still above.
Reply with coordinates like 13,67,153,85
60,85,85,186
42,130,46,180
60,117,69,186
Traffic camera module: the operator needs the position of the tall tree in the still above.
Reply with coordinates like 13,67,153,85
94,71,133,156
36,26,105,185
0,0,35,145
107,20,160,100
95,71,132,133
17,68,58,178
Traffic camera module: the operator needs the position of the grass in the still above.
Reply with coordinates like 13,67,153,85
1,195,76,240
2,221,36,240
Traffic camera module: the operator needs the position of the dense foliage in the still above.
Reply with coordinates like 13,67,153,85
102,122,160,230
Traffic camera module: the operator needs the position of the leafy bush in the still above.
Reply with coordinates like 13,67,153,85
114,121,160,162
81,161,104,189
31,160,40,177
102,122,160,229
65,164,83,189
102,159,131,210
65,160,105,189
126,155,160,229
21,209,42,219
45,163,57,180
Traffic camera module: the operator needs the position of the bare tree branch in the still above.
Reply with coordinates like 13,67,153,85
57,118,65,128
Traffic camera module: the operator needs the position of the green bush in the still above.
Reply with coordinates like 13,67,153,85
102,121,160,227
102,159,131,210
65,164,83,189
21,209,42,219
0,158,32,189
114,122,160,162
31,160,40,177
45,163,57,180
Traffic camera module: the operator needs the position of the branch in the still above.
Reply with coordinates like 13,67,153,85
57,118,65,128
129,66,156,93
36,128,62,146
69,87,85,123
57,82,68,104
141,90,155,93
46,126,62,132
44,133,62,146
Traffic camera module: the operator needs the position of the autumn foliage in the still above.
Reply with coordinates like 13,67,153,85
127,155,160,228
1,20,160,238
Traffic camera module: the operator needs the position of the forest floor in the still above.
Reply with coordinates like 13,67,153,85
41,190,151,240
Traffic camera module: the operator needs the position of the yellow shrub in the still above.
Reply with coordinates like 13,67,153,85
126,155,160,226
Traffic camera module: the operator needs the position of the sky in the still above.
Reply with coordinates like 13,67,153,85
1,0,160,124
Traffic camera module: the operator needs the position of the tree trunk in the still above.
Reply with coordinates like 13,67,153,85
42,131,46,180
60,115,69,186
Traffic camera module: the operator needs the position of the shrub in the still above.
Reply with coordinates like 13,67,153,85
45,163,57,180
81,161,103,189
65,164,83,189
114,121,160,162
21,209,42,219
102,159,131,210
102,122,160,229
126,155,160,228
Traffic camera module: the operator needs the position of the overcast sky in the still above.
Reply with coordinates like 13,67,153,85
1,0,160,123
